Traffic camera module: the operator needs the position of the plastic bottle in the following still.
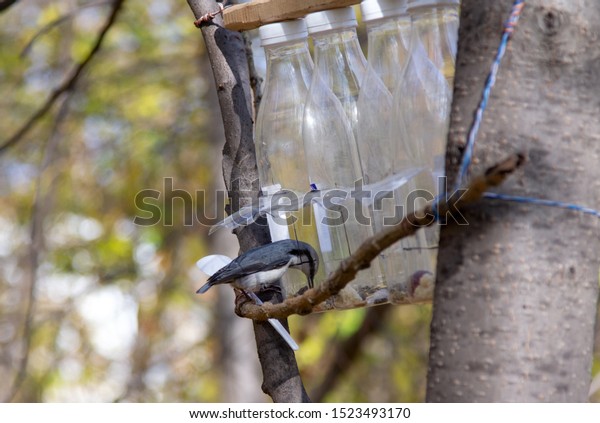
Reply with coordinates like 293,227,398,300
406,0,457,201
303,7,386,309
305,7,367,140
254,19,324,297
408,0,459,86
391,0,454,299
358,0,415,296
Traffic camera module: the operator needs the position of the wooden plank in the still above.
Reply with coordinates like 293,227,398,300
223,0,362,31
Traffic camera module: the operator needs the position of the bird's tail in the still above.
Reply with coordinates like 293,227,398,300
196,282,212,294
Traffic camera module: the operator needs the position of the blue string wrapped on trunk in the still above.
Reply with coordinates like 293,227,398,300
448,0,599,219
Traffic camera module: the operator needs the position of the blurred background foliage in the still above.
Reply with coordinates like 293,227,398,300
0,0,598,403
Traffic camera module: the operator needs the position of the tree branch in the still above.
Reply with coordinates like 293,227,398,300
20,1,113,58
0,0,125,155
236,153,526,321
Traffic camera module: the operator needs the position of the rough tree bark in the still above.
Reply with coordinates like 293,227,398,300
428,0,600,401
186,0,309,402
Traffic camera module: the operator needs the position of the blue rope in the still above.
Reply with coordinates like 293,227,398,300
447,0,600,220
483,193,600,218
454,0,525,192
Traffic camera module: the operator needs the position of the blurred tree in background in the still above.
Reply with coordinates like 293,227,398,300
0,0,598,403
0,0,226,401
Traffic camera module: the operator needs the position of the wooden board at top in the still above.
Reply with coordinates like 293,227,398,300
223,0,362,31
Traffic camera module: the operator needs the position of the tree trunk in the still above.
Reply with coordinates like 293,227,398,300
427,0,600,402
186,0,309,402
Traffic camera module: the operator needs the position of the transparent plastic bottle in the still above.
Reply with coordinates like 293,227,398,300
390,0,454,301
409,0,459,86
303,7,386,309
254,20,324,297
358,0,414,296
359,0,412,180
406,0,457,200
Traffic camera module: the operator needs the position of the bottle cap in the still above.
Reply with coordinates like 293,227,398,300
305,7,357,34
407,0,459,12
361,0,408,22
259,19,308,47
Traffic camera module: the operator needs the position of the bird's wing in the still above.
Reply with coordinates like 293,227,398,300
207,245,292,285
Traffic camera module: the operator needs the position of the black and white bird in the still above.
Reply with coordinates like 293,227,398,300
196,239,319,294
195,240,319,351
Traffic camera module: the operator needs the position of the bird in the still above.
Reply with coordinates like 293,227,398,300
195,240,318,351
196,239,319,294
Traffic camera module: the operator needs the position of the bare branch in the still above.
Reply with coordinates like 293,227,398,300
236,153,526,321
20,1,113,58
0,0,125,155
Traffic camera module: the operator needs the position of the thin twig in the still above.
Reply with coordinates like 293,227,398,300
236,153,526,321
20,1,113,58
0,0,125,155
193,1,224,27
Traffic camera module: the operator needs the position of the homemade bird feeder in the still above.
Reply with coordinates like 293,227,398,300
201,0,458,313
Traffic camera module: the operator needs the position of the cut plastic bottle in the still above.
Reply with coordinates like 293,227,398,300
358,0,416,300
390,0,455,300
254,19,324,297
303,7,387,309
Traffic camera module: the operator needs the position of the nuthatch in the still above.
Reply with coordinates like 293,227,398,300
196,239,319,294
195,240,320,351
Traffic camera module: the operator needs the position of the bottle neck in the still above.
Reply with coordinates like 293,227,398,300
410,4,459,23
410,5,459,85
264,40,312,67
411,5,459,40
264,40,311,60
311,27,365,68
263,40,313,86
366,16,412,91
310,27,367,134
